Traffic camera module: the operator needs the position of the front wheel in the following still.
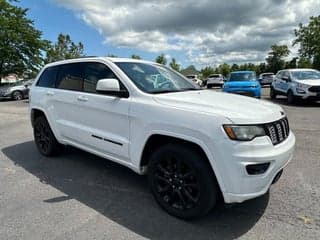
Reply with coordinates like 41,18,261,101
270,87,277,99
148,144,218,219
287,90,295,104
12,91,23,101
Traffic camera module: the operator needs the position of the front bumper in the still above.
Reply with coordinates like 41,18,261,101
294,87,320,100
214,131,295,203
223,87,261,98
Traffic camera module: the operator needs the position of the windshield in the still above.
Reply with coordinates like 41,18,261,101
210,74,220,78
229,72,256,81
291,70,320,80
116,62,198,93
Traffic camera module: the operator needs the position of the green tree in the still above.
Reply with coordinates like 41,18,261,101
107,54,118,57
0,0,49,78
155,53,167,65
217,63,230,76
200,66,215,79
131,54,141,59
297,57,312,68
45,34,84,63
180,65,199,76
169,58,180,72
257,63,267,75
294,16,320,69
230,64,239,72
266,44,290,73
285,57,298,69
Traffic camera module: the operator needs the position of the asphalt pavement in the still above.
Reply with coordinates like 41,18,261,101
0,88,319,239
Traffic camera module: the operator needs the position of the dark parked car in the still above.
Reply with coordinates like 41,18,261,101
258,73,274,86
0,79,33,100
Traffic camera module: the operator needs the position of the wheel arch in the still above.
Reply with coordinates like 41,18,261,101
139,133,224,195
11,90,23,99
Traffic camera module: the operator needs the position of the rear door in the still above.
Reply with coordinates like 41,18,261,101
52,62,85,142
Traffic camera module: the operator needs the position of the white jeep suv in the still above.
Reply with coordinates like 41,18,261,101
30,57,295,219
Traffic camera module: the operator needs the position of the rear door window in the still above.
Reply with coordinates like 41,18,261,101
36,66,58,88
56,63,84,91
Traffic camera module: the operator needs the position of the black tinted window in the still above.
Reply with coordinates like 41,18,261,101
83,62,117,93
56,63,83,91
37,66,58,88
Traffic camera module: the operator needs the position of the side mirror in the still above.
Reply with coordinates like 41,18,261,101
282,76,290,82
96,79,129,98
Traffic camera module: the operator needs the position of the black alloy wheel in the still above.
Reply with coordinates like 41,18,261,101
12,91,23,101
34,116,60,156
148,144,217,219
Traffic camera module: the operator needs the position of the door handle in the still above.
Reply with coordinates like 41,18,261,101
46,91,54,96
77,96,88,102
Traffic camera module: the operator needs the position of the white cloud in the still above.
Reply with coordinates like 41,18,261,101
54,0,320,65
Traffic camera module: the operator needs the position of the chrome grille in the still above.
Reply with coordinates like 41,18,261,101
265,117,290,145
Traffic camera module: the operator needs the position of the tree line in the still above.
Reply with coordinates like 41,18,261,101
1,0,319,80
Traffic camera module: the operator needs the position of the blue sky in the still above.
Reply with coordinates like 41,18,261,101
17,0,187,67
16,0,319,69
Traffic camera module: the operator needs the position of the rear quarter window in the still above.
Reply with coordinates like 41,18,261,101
36,66,58,88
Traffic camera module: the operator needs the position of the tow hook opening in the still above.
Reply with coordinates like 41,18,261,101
246,162,270,175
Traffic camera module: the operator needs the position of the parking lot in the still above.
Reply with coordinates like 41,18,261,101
0,88,319,240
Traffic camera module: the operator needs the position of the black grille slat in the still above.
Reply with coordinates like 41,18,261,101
309,86,320,93
264,117,290,145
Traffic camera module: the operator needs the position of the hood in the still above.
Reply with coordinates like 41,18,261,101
153,90,284,124
296,79,320,86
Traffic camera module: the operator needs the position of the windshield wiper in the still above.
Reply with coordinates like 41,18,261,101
150,90,182,94
180,87,203,91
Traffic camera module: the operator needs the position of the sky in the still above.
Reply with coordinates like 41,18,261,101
17,0,320,69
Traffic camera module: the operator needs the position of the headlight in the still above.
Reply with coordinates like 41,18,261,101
223,125,266,141
297,82,309,89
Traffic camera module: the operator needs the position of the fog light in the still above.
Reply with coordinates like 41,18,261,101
246,162,270,175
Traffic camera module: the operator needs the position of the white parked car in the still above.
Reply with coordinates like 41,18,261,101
207,74,225,88
30,57,295,219
185,75,202,86
271,68,320,104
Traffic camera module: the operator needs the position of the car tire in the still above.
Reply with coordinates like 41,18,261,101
270,87,277,99
287,90,295,104
12,91,23,101
33,116,61,156
148,143,218,220
207,84,212,89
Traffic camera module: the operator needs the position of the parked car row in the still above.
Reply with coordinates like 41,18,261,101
203,68,320,104
0,79,33,100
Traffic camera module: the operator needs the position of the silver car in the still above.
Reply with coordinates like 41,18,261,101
207,74,225,88
0,80,33,100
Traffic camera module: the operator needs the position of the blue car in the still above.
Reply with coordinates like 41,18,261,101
222,71,261,98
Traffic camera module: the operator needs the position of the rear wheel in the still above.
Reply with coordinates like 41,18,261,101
12,91,23,101
148,144,217,219
287,90,295,104
34,116,61,156
270,86,277,99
